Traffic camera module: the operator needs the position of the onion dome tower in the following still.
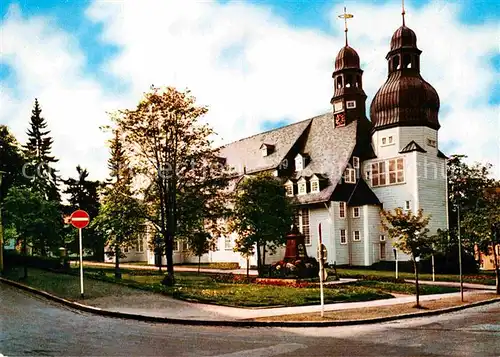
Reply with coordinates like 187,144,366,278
331,7,367,128
370,3,440,132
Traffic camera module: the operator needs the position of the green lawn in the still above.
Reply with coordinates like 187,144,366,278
351,280,459,295
4,267,392,307
332,268,496,286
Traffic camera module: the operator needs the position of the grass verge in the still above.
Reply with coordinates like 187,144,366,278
253,293,498,322
352,280,459,295
333,268,496,286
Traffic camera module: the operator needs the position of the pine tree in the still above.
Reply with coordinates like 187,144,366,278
92,130,144,278
63,166,103,260
24,99,60,202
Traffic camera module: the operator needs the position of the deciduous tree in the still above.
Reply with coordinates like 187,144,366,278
111,86,231,285
381,208,434,307
230,172,293,276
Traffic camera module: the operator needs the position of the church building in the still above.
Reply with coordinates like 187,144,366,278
107,6,448,268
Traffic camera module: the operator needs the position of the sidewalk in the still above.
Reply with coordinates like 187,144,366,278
82,289,496,321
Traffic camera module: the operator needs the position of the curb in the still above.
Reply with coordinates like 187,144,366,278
1,277,499,328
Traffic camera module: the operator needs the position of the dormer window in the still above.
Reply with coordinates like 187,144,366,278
353,156,360,169
344,168,356,184
260,143,274,157
297,177,307,195
295,154,306,172
284,180,294,197
310,175,320,193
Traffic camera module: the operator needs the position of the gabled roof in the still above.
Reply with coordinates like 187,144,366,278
399,140,426,154
332,179,381,206
218,118,312,175
293,114,357,204
437,150,447,159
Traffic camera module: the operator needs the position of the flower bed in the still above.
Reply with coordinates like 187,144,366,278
255,278,310,288
270,258,319,279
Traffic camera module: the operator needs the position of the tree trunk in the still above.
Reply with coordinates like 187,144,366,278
23,238,28,279
198,255,201,275
491,241,500,295
262,243,267,276
256,242,262,276
115,243,121,279
246,256,250,282
414,259,420,308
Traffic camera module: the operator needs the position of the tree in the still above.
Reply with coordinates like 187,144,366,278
92,131,145,279
3,187,61,277
185,231,214,274
381,208,435,307
63,166,103,260
111,86,231,285
462,186,500,294
23,99,60,202
0,125,27,201
230,172,294,276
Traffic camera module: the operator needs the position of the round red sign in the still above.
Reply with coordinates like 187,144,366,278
70,210,90,229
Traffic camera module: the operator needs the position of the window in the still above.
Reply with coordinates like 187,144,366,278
261,147,268,157
353,207,360,218
404,200,411,210
380,242,386,260
311,179,319,193
173,240,180,252
294,209,311,245
340,229,347,244
353,230,360,241
334,100,343,112
336,76,343,89
137,237,144,252
346,74,353,88
297,178,307,195
388,158,405,184
284,181,294,197
346,100,356,109
381,136,394,146
371,158,404,187
371,161,386,187
353,156,360,169
380,234,386,242
224,236,232,250
123,246,129,253
345,168,356,183
339,202,346,218
427,138,437,147
295,154,304,171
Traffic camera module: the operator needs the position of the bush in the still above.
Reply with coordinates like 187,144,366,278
4,251,68,271
209,273,256,284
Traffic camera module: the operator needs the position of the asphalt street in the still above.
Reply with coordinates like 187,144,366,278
1,283,499,356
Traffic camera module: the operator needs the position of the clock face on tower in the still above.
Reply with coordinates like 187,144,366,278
334,112,346,127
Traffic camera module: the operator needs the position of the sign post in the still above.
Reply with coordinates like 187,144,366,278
318,223,327,318
393,248,398,279
70,210,90,298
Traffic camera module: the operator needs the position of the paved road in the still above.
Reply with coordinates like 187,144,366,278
1,284,499,356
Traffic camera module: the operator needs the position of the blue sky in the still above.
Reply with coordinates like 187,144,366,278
1,0,499,179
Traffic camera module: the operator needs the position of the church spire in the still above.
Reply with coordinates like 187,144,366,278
338,6,354,46
402,0,406,26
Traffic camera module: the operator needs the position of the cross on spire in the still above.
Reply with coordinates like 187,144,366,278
338,6,354,46
402,0,406,26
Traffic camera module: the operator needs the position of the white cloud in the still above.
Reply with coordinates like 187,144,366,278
1,0,498,181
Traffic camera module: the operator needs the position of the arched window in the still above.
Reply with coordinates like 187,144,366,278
403,54,412,68
346,75,353,88
336,76,343,88
392,56,400,71
356,75,362,88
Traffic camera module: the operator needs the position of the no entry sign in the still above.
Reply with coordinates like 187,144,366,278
70,210,90,229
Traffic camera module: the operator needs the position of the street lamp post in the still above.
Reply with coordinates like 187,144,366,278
457,203,464,302
0,170,5,274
